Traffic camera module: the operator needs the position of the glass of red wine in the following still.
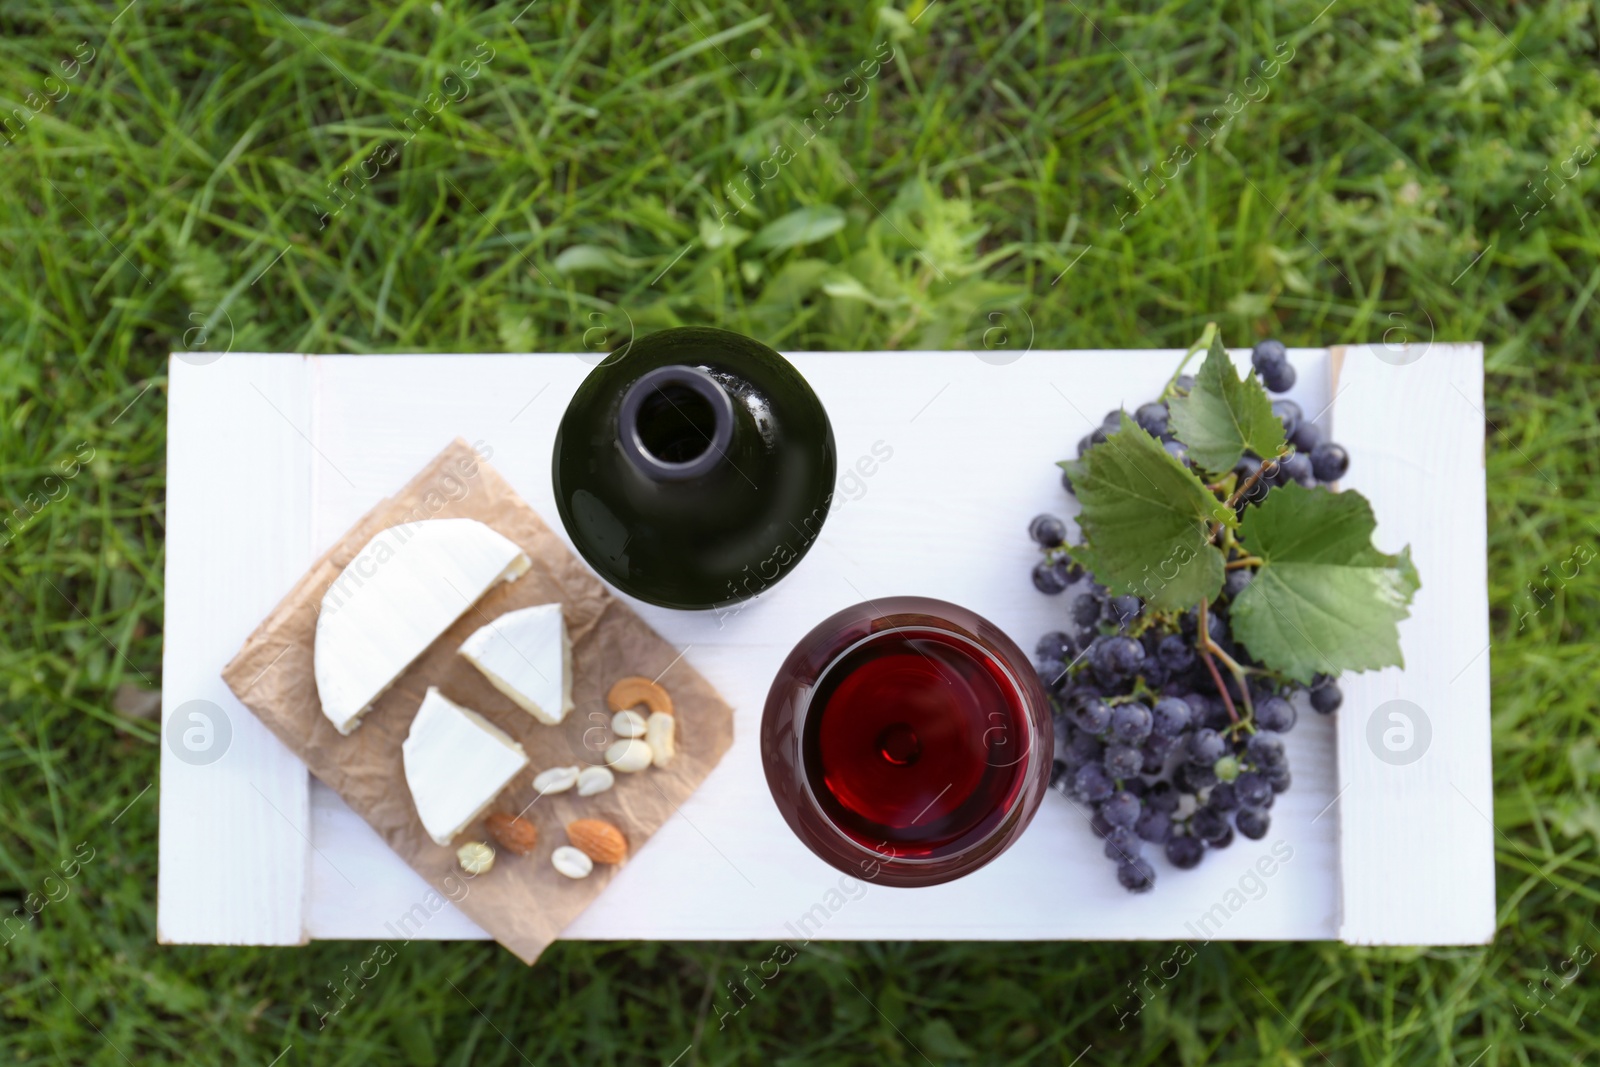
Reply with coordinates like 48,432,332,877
762,597,1054,887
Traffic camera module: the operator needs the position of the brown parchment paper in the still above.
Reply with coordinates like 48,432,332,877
221,438,734,964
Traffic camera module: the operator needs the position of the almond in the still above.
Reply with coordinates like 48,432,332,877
566,818,627,865
484,812,538,855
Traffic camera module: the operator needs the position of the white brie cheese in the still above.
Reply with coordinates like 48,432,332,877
457,603,574,725
314,518,531,735
402,688,529,846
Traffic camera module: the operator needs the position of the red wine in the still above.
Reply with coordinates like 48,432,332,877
804,628,1029,858
764,597,1053,887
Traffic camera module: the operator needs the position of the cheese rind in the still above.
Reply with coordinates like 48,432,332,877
458,603,574,725
314,518,531,735
402,688,529,846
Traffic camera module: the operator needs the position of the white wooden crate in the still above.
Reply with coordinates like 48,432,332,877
159,345,1493,946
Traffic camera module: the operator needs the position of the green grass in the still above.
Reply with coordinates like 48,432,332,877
3,0,1599,1062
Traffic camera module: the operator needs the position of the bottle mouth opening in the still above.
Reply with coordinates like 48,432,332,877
619,365,735,481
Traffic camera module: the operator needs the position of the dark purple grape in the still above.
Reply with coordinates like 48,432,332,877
1268,767,1291,793
1165,835,1204,869
1207,781,1239,812
1291,419,1323,453
1261,361,1296,393
1110,702,1153,743
1200,700,1234,732
1251,339,1287,373
1175,373,1196,392
1235,807,1270,840
1071,696,1112,734
1246,731,1287,768
1032,560,1070,594
1310,681,1342,714
1071,594,1103,630
1311,441,1349,482
1138,660,1169,689
1117,857,1156,893
1134,808,1172,844
1036,630,1077,663
1074,762,1114,802
1063,730,1104,769
1163,439,1190,466
1208,824,1235,849
1089,807,1113,838
1094,635,1145,676
1255,696,1296,733
1035,658,1069,693
1135,401,1170,437
1272,398,1301,440
1235,771,1271,808
1077,434,1095,457
1103,790,1142,829
1223,567,1254,600
1191,807,1229,842
1061,467,1075,495
1279,451,1315,487
1103,744,1144,780
1104,826,1140,862
1104,595,1142,629
1204,609,1231,647
1150,697,1191,738
1030,514,1066,548
1157,635,1194,673
1188,728,1225,765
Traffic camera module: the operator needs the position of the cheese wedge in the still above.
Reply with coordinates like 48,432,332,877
314,518,531,735
402,688,529,846
458,603,574,725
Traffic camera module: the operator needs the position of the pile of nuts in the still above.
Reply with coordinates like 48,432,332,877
602,676,676,772
454,676,676,879
530,675,677,793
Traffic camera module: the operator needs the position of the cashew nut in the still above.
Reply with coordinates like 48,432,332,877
606,676,673,717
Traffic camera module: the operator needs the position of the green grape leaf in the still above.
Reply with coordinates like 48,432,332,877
1168,334,1286,474
1062,413,1234,611
1231,483,1420,684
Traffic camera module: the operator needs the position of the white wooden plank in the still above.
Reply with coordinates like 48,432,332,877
167,346,1491,945
305,779,486,940
296,349,1342,941
158,355,315,945
1332,344,1495,945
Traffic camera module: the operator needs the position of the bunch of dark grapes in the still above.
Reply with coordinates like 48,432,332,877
1030,340,1347,893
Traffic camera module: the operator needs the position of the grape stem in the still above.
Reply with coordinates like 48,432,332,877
1224,455,1280,511
1207,448,1289,545
1196,598,1254,723
1197,641,1238,726
1160,321,1217,400
1225,556,1264,570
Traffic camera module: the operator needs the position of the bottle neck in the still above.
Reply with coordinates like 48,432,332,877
617,365,737,483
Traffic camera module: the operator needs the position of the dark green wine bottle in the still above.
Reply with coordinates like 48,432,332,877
552,327,836,610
